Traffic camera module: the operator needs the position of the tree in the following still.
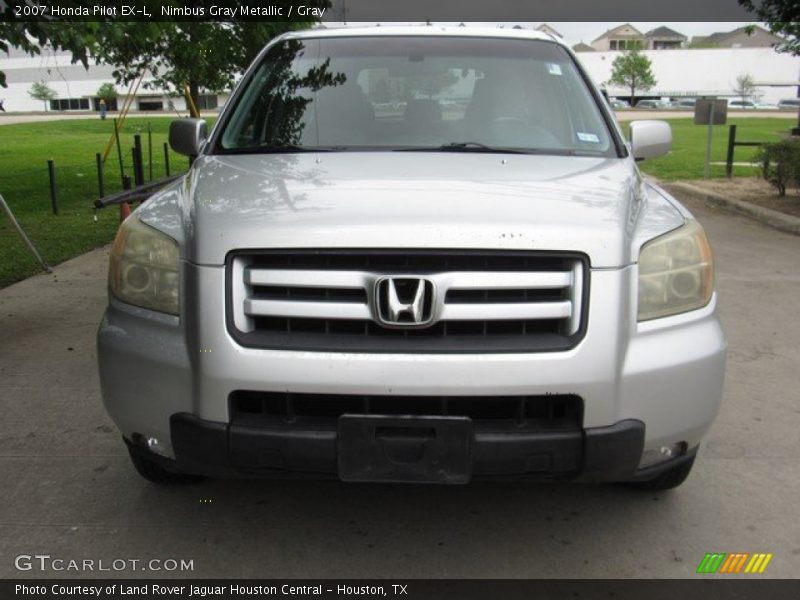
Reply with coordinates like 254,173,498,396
738,1,800,133
93,4,328,116
755,139,800,196
608,47,656,105
738,1,800,55
1,3,328,116
96,82,118,103
28,81,57,111
0,22,100,88
733,73,756,104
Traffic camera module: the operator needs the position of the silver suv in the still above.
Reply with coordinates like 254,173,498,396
97,27,726,489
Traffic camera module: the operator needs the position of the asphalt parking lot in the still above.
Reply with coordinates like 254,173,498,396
0,191,798,579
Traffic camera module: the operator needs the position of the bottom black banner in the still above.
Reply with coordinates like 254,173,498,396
2,580,800,600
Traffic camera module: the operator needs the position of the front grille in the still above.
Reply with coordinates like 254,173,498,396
230,391,583,430
226,250,588,353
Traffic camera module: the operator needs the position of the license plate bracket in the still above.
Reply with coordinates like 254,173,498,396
337,415,473,484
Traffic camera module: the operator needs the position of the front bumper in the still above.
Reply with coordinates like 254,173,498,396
98,263,726,479
126,413,678,482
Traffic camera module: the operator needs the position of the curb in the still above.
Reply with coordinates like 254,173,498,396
665,182,800,237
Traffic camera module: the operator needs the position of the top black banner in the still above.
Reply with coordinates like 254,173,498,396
0,0,762,22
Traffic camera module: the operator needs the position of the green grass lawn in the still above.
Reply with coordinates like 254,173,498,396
0,115,795,288
0,117,212,288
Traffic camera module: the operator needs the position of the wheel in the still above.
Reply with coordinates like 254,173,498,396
127,447,204,484
624,455,696,491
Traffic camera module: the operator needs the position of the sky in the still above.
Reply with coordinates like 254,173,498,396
336,22,758,46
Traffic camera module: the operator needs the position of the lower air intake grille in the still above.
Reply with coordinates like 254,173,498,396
230,391,583,430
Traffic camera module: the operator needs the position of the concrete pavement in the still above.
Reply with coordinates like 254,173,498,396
668,181,800,236
0,192,799,579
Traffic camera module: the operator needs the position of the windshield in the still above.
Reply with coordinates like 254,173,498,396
217,36,615,156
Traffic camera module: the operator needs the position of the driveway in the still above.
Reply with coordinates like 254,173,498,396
0,191,798,578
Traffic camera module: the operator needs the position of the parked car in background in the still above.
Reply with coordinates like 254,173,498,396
98,26,726,491
727,99,757,110
728,99,778,110
609,98,630,109
635,99,662,109
777,98,800,111
674,98,697,109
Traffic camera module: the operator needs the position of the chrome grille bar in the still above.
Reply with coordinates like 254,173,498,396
442,271,572,290
244,298,371,320
440,300,572,321
245,268,368,289
245,268,573,291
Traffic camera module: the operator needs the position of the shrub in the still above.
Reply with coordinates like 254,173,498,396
755,138,800,196
96,82,118,103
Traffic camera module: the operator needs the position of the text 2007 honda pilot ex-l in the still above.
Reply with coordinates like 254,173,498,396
97,27,726,490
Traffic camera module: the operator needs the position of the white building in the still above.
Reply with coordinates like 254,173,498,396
577,47,799,105
0,45,227,113
1,40,798,113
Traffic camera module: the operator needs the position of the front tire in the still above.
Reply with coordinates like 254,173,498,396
127,447,204,484
624,455,696,491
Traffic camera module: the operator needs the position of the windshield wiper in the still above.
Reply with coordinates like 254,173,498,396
395,142,529,154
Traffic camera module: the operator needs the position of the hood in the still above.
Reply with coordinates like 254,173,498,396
139,152,685,269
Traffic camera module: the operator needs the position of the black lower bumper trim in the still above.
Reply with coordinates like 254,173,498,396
578,419,646,482
628,447,699,482
131,413,651,483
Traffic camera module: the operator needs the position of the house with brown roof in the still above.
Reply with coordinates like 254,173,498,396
645,26,687,50
691,25,784,49
591,24,645,51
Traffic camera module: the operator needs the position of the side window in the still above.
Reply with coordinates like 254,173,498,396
221,40,324,148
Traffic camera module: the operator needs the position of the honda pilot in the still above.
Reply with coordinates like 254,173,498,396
98,26,726,489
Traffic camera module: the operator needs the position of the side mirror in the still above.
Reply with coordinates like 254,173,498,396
169,118,207,157
629,120,672,161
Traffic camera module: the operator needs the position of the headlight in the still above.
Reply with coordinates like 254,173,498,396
109,216,180,315
637,220,714,321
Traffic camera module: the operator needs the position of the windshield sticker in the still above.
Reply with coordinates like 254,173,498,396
547,63,563,76
577,132,600,143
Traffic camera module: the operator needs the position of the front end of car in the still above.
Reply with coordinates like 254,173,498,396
97,171,725,487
